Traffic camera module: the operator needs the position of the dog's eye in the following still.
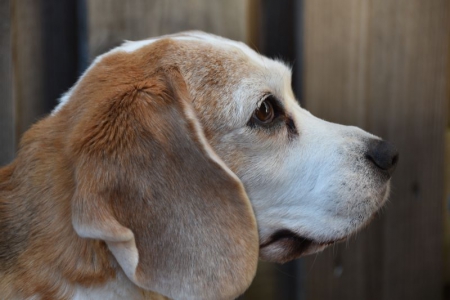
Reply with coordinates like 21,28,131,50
248,95,298,138
247,95,285,130
254,99,275,123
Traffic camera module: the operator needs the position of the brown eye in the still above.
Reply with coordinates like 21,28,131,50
254,99,274,123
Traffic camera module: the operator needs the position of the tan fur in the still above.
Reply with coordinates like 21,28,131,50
0,111,117,299
0,39,258,299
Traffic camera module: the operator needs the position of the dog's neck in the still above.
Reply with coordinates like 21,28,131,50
0,119,164,299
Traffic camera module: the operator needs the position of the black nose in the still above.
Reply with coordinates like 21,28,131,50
365,139,399,176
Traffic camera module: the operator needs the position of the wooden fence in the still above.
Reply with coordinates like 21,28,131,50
1,0,449,299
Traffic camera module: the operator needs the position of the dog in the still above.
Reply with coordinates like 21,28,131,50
0,31,398,299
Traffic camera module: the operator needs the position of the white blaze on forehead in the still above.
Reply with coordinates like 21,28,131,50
120,31,275,68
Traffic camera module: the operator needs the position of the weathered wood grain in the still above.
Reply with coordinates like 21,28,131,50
0,0,15,167
445,130,450,298
12,0,79,137
12,0,46,137
86,0,248,60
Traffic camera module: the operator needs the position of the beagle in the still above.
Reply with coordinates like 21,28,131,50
0,31,398,300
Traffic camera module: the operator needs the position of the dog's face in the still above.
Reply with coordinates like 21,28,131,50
55,31,397,299
132,32,397,263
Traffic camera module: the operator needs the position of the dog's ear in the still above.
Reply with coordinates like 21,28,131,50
70,68,259,299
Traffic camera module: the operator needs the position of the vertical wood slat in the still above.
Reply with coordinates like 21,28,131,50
12,0,45,137
86,0,249,61
0,0,15,167
445,130,450,298
446,38,450,296
301,0,449,299
12,0,80,138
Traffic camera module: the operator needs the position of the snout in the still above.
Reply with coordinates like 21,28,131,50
365,139,399,176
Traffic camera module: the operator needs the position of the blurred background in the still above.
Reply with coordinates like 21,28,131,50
0,0,449,299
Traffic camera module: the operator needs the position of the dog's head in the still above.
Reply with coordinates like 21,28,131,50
55,31,398,299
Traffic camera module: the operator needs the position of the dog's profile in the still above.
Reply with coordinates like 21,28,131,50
0,31,398,299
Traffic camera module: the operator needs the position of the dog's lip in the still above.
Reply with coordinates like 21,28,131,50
259,229,344,249
258,229,348,263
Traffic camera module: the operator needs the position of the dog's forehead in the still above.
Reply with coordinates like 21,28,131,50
120,32,295,126
121,31,271,67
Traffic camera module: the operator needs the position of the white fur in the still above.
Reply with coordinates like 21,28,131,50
246,108,385,242
221,74,387,247
190,32,391,254
73,203,139,289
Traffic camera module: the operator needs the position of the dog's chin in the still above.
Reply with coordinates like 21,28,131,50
258,229,344,263
258,185,391,264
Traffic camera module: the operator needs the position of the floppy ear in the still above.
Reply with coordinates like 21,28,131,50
70,68,259,299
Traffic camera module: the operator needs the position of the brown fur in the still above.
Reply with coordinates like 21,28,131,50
0,110,116,299
0,39,258,299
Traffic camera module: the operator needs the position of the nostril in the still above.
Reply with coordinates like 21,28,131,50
365,139,399,176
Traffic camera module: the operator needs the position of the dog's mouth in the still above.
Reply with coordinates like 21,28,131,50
259,229,344,263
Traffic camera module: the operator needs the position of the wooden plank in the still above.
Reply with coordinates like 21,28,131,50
301,0,448,299
12,0,80,137
445,130,450,298
446,41,450,299
12,0,45,137
40,0,79,110
246,0,262,55
259,0,301,101
0,0,15,166
86,0,249,60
